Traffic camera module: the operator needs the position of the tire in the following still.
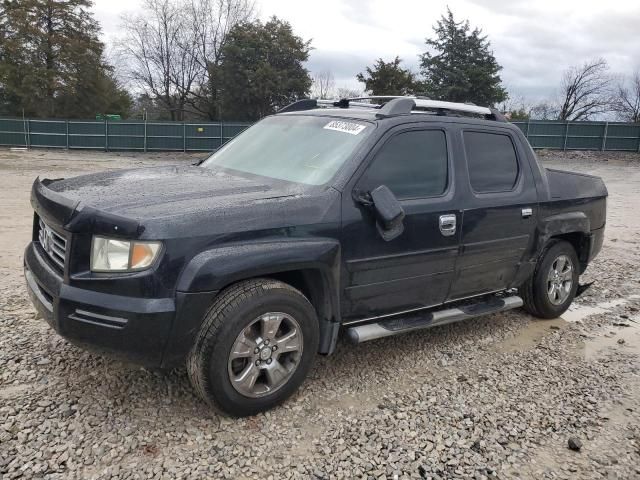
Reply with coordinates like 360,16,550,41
187,278,319,417
520,239,579,319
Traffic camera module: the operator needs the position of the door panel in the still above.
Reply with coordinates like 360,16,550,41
342,203,459,318
450,205,536,298
449,128,538,300
340,127,460,320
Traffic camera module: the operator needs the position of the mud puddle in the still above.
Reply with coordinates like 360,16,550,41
582,321,640,360
495,295,640,355
496,318,567,353
561,298,630,323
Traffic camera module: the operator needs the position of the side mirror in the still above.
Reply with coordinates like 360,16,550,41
370,185,405,241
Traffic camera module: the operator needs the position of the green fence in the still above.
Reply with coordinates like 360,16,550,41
512,120,640,152
0,118,251,152
1,117,639,152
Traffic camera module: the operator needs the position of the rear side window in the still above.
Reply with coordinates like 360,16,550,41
464,131,519,193
361,130,448,199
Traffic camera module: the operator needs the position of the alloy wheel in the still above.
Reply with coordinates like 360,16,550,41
227,312,303,398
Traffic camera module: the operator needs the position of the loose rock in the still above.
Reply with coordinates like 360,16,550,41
568,437,583,451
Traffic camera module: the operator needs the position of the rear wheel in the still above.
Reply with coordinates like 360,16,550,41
520,240,579,319
187,279,319,416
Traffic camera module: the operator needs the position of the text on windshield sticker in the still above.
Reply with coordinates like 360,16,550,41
323,120,367,135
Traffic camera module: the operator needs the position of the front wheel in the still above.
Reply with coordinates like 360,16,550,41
187,279,319,416
520,240,579,319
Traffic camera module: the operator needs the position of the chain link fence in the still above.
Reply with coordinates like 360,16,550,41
1,117,639,152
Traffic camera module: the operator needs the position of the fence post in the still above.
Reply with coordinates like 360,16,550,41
525,118,530,140
183,122,186,152
26,119,31,149
65,120,69,150
220,121,224,149
143,120,147,152
601,122,609,151
22,116,28,148
104,119,108,152
563,122,569,151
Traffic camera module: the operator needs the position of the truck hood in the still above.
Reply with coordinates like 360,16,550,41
33,165,340,239
47,165,301,215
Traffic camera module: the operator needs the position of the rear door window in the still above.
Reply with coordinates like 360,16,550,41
464,131,519,193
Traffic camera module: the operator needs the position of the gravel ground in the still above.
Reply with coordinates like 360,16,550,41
1,148,640,479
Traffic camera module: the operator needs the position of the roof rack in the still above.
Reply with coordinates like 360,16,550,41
278,96,508,122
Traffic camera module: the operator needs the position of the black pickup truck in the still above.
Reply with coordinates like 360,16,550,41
24,97,607,416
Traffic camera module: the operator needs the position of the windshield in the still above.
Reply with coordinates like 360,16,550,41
201,115,373,185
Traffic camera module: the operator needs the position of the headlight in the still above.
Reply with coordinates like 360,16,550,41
91,236,162,272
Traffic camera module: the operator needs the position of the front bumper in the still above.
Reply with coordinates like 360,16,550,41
24,241,176,367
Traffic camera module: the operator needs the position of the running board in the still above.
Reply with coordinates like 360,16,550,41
346,295,523,344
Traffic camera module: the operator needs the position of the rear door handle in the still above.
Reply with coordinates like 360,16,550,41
439,214,457,236
521,207,533,218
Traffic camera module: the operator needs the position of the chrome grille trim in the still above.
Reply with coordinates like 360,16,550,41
38,218,67,270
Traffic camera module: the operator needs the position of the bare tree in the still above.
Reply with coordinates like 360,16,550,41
187,0,255,118
118,0,253,120
557,58,613,121
500,92,533,119
613,70,640,123
530,102,557,120
311,70,335,99
119,0,201,120
336,86,363,99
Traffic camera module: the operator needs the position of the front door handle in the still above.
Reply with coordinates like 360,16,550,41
439,214,457,237
521,207,533,218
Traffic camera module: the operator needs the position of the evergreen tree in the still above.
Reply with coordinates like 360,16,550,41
0,0,131,118
217,17,312,121
420,9,507,105
357,57,421,96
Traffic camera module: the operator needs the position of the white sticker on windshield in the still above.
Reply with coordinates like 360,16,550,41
323,120,367,135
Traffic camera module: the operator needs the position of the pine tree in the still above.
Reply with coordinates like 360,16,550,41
420,9,507,106
0,0,131,118
357,57,422,96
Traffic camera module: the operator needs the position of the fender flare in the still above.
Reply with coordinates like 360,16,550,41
176,238,342,353
536,211,591,263
540,211,590,238
177,238,340,292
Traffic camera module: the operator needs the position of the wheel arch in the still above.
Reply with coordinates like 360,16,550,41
175,239,342,355
548,232,591,273
539,211,592,273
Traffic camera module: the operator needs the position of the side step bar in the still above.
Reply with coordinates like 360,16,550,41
346,295,523,344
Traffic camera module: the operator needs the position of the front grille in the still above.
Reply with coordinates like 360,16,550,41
38,218,67,271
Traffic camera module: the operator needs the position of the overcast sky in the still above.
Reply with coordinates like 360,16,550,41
93,0,640,103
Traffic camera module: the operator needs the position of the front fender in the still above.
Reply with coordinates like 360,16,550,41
166,238,341,362
177,238,341,294
174,238,342,356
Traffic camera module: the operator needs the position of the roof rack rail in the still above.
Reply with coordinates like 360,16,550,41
277,96,507,122
278,98,374,113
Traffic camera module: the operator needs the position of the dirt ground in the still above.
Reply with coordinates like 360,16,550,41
1,148,640,479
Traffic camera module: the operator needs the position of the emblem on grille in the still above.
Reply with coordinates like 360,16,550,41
38,219,66,270
40,225,54,256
